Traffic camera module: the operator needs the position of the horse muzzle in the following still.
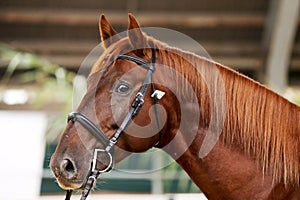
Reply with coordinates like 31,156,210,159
50,155,86,190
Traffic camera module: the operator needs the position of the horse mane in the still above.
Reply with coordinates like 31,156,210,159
152,38,300,187
92,34,300,187
220,67,300,187
156,40,300,186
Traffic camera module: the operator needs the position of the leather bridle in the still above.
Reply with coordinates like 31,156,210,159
65,48,164,200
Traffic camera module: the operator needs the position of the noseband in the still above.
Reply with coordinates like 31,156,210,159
65,48,164,200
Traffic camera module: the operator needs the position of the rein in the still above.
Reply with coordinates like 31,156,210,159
65,48,164,200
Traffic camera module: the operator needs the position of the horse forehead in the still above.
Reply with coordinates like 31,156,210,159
98,61,147,85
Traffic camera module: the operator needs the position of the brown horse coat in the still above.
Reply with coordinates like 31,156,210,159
51,14,300,199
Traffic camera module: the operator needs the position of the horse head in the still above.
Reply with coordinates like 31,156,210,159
50,14,181,190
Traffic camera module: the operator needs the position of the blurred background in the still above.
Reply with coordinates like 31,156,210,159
0,0,300,199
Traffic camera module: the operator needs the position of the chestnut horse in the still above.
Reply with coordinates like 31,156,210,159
51,14,300,199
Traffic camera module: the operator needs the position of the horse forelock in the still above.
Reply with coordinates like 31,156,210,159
90,38,129,75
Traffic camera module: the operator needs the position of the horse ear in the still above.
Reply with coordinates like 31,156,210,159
99,14,120,49
128,13,148,55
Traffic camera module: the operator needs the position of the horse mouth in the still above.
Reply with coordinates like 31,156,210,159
57,174,99,192
55,174,85,190
51,167,85,190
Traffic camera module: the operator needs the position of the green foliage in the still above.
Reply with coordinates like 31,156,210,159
0,43,76,105
0,43,84,142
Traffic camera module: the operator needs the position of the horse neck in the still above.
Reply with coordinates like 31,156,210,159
157,50,300,198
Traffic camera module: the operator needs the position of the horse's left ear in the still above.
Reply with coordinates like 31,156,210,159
128,13,148,55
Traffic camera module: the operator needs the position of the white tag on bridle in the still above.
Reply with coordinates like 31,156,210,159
151,90,165,100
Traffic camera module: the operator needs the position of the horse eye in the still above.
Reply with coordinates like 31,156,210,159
115,83,130,94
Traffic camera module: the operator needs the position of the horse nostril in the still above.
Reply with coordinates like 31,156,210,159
61,158,77,180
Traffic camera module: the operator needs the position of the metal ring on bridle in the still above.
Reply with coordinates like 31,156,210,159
92,149,113,173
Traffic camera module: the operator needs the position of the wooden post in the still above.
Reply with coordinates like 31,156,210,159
265,0,299,92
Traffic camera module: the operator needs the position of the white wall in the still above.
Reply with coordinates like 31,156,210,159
0,111,47,200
